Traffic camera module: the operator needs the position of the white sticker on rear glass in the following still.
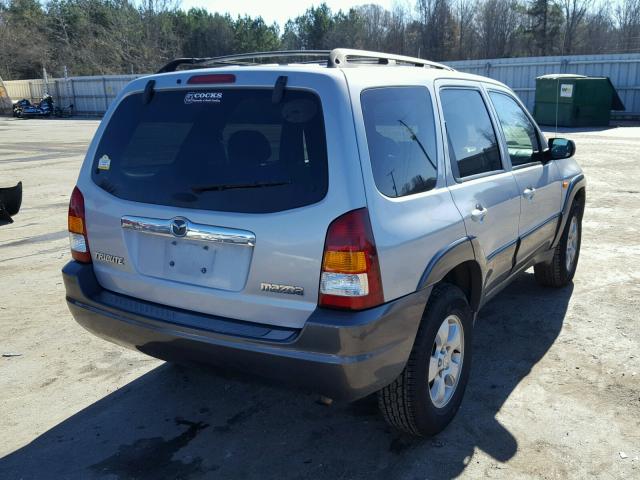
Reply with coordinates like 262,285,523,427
560,84,574,98
98,154,111,170
184,92,223,104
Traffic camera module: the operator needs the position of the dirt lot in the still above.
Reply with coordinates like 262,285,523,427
0,117,638,479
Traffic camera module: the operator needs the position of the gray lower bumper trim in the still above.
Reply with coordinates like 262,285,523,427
63,261,430,401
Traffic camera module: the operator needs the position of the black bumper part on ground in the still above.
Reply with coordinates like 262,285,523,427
63,262,430,401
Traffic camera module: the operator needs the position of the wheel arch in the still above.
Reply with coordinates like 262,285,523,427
573,187,586,218
441,260,483,312
552,174,586,248
417,237,484,312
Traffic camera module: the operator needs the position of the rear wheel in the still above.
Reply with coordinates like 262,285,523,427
534,200,582,287
378,283,472,436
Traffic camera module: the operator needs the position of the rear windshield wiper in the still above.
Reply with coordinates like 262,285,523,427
398,120,438,171
191,181,290,193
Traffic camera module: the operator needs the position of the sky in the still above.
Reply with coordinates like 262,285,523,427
178,0,405,28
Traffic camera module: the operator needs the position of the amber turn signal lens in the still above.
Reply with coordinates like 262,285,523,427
68,215,84,234
322,250,367,273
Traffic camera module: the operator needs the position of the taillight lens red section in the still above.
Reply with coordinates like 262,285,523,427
187,74,236,84
319,208,384,310
68,186,91,263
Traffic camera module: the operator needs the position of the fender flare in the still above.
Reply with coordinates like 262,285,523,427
552,174,586,248
416,236,485,311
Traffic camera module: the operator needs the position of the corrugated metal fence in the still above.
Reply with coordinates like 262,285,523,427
446,53,640,116
3,53,639,116
4,74,141,115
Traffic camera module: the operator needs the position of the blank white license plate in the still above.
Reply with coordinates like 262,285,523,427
129,234,253,292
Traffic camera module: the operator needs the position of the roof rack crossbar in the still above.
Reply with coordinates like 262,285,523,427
156,49,455,73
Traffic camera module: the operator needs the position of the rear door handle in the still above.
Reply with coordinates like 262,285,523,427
523,187,536,200
471,204,487,223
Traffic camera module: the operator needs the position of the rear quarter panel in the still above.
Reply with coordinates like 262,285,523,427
344,69,467,302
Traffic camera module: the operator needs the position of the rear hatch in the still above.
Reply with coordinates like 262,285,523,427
78,69,365,329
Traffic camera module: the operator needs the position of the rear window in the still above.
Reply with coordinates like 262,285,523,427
92,88,328,213
361,86,438,198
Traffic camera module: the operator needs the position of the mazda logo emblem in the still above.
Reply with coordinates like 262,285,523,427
170,218,188,237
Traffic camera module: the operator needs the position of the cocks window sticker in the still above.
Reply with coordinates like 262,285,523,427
184,92,223,104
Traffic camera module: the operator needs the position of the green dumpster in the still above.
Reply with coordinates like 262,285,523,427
533,74,625,127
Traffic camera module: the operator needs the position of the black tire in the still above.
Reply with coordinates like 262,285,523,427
534,199,583,287
378,283,473,436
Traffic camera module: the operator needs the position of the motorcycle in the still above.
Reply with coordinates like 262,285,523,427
15,95,54,118
13,96,74,118
12,98,31,117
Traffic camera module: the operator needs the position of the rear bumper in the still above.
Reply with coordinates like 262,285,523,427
63,262,430,401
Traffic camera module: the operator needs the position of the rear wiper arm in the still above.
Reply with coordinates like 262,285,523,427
398,120,438,171
191,181,290,193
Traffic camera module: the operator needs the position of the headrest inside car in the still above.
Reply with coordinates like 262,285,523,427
228,130,272,166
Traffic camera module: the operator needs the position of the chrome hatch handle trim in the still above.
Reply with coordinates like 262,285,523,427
121,215,256,247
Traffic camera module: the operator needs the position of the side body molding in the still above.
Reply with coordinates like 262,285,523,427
552,173,586,249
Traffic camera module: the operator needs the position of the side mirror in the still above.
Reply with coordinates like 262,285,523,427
547,138,576,160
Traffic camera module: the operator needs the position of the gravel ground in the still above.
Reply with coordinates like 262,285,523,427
0,117,638,479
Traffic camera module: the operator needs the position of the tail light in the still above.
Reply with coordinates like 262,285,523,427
68,186,91,263
319,208,384,310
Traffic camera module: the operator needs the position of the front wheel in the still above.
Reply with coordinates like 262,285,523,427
378,283,473,436
534,200,583,287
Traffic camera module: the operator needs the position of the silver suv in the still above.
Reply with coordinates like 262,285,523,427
63,49,586,436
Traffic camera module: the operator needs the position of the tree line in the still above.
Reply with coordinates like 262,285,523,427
1,0,639,80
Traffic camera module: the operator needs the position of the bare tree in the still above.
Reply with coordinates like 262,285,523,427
357,4,387,51
561,0,589,54
4,0,640,81
615,0,640,52
386,3,409,54
452,0,477,59
418,0,456,60
477,0,522,58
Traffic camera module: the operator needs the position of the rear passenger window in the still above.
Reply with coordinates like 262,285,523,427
489,92,541,167
440,89,502,178
361,87,438,198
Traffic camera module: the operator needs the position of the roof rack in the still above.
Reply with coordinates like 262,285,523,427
329,49,453,70
156,49,454,73
156,51,330,73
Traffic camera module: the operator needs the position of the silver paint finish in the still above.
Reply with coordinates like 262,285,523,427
432,79,522,290
345,68,468,301
484,85,563,262
75,62,584,331
79,69,366,329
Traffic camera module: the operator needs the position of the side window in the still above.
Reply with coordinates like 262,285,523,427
440,88,502,179
489,91,541,167
361,86,438,198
